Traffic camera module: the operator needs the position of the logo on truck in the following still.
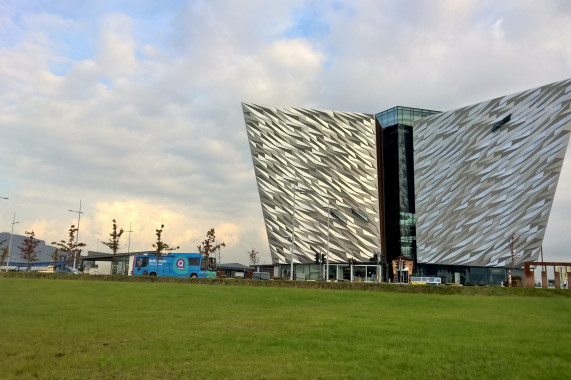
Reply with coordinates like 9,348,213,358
176,258,185,270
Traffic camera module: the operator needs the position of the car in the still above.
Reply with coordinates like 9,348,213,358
10,266,29,272
53,266,82,275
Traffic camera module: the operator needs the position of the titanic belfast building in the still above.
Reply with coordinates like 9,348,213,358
242,78,571,285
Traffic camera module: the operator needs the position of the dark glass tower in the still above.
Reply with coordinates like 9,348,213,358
375,106,440,279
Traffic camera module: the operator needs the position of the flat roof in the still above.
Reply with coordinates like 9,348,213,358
82,251,154,261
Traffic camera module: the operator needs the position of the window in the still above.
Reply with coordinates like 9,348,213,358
492,114,511,132
188,257,201,266
330,209,347,224
351,208,369,222
136,257,149,268
400,212,416,226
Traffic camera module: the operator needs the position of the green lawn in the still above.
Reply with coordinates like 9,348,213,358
0,278,570,379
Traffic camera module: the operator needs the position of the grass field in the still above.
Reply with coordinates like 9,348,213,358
1,277,570,379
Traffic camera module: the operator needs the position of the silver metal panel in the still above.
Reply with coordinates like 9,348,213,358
243,104,381,264
414,79,571,267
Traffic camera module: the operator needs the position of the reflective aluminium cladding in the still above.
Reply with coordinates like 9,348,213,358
242,104,381,264
414,79,571,267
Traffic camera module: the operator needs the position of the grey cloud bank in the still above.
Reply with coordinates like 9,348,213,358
0,0,570,264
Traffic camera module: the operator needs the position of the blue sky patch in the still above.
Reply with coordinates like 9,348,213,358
283,6,330,39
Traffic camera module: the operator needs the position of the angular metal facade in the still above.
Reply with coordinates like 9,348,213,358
243,104,381,265
414,79,571,267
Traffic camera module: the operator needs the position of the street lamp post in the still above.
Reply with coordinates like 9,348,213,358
283,176,308,281
350,256,354,283
324,197,331,281
5,213,19,272
372,224,384,283
69,200,83,269
376,251,381,283
289,183,299,281
126,222,133,255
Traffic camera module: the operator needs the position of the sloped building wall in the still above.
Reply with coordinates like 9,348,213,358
243,104,381,264
414,79,571,267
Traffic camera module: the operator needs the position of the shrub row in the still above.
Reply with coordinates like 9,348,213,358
1,271,569,297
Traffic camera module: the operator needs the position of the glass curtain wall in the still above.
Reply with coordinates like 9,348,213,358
417,264,526,286
375,106,440,280
279,264,380,281
376,106,439,128
381,124,417,268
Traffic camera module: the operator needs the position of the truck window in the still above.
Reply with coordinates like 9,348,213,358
188,257,201,266
208,257,216,271
201,257,216,270
136,257,149,268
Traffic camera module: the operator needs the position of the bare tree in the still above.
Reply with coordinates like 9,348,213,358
248,248,259,267
101,219,124,274
197,228,225,264
19,231,40,271
151,224,179,275
52,225,86,267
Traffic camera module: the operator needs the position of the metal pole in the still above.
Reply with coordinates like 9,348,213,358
126,222,133,254
1,197,10,270
325,199,331,281
540,245,545,273
290,184,297,281
68,200,83,269
377,226,383,283
376,252,381,283
350,259,354,283
5,213,19,272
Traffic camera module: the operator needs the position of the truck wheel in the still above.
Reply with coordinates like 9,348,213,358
149,272,157,276
190,273,197,278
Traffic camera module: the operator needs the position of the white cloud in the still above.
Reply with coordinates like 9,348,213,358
97,14,138,77
1,0,570,265
236,38,326,105
21,12,79,30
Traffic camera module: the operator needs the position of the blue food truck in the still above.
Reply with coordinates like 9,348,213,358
131,253,216,278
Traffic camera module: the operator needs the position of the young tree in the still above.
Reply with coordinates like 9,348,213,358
248,248,259,267
101,219,124,275
18,231,40,271
214,243,223,268
50,248,61,267
151,224,179,275
197,228,225,264
52,225,86,267
0,239,8,267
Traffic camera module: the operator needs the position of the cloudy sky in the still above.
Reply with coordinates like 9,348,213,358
1,0,570,265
